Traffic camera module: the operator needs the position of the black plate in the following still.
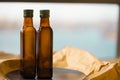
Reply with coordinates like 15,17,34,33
6,68,87,80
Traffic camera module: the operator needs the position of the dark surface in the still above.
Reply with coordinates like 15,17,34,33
6,68,87,80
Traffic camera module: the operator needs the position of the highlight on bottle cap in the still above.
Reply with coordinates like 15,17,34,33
40,10,50,18
24,9,33,17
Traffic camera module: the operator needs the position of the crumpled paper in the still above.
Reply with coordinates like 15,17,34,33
53,46,120,80
0,52,20,80
53,46,108,75
0,46,120,80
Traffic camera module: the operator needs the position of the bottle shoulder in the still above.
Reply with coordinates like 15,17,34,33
38,27,53,32
21,26,36,32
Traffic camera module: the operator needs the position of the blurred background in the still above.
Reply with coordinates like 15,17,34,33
0,2,119,59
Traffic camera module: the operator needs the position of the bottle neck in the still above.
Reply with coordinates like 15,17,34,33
40,17,50,27
23,17,33,28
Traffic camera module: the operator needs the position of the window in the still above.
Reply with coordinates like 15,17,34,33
0,2,119,59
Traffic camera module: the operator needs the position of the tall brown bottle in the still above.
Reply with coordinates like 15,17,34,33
20,9,36,79
37,10,53,79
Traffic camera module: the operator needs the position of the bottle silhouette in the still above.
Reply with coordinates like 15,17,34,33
37,10,53,79
20,9,36,79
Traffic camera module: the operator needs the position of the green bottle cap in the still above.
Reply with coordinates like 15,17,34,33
40,10,50,18
24,9,33,17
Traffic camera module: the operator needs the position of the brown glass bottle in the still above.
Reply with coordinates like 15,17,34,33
37,10,53,79
20,10,36,79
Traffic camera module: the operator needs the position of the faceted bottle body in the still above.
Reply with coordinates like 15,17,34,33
37,27,53,79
